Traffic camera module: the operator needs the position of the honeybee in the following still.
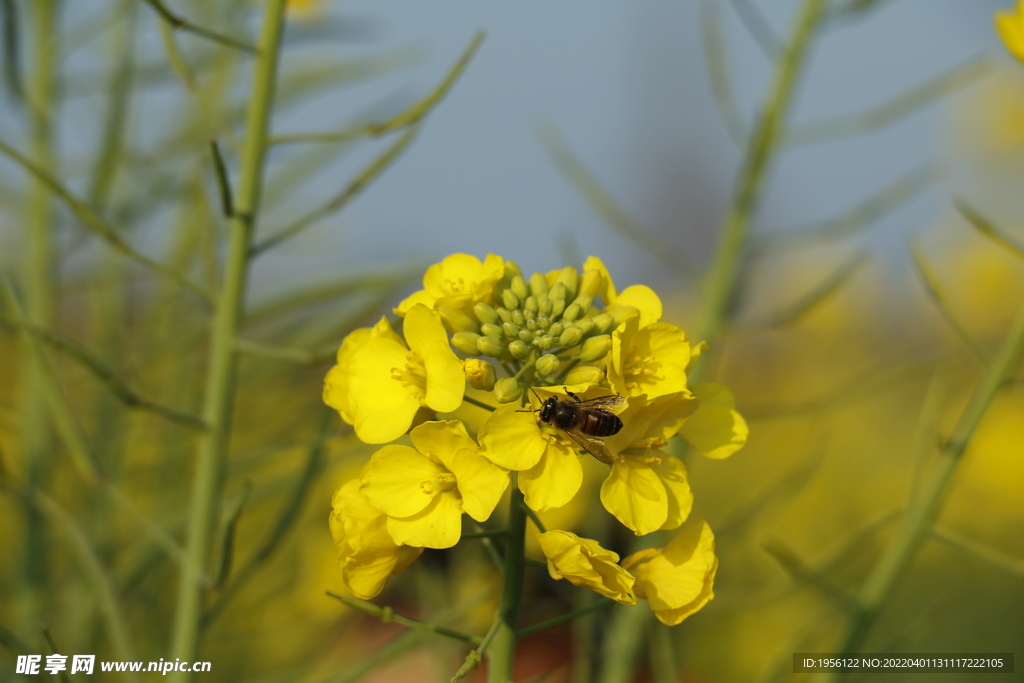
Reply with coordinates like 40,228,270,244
519,387,626,464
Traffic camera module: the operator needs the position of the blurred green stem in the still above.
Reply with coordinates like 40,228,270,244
17,0,58,637
488,473,527,683
825,304,1024,679
599,3,827,681
694,0,826,366
168,0,286,676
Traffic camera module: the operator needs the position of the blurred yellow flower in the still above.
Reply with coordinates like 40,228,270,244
996,1,1024,63
323,316,402,424
359,421,508,548
334,304,465,443
537,530,637,605
394,253,505,316
678,383,749,459
477,401,584,511
622,516,717,626
329,478,422,600
607,317,691,399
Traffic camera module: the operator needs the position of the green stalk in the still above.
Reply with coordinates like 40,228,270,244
694,0,827,359
168,0,287,675
826,304,1024,678
598,3,827,681
488,474,527,683
16,0,58,636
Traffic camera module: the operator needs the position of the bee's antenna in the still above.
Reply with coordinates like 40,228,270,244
517,386,544,413
527,386,543,402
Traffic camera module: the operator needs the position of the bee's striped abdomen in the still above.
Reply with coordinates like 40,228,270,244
580,411,622,437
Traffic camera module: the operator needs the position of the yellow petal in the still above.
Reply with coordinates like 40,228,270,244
651,556,716,626
323,364,354,424
348,337,421,443
518,441,583,512
422,340,466,412
582,255,617,304
386,490,463,549
635,517,716,617
478,404,548,470
600,457,667,535
651,454,693,531
537,530,636,605
678,382,748,459
409,420,478,471
449,448,509,522
603,392,697,458
394,289,435,316
996,10,1024,61
612,285,662,327
324,319,399,424
359,445,439,518
342,517,422,600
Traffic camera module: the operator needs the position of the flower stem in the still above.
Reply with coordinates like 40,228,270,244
488,473,527,683
824,304,1024,680
168,0,287,676
694,0,827,367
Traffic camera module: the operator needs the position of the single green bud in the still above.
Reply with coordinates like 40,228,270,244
526,319,537,331
579,334,611,362
501,288,520,311
494,377,523,404
522,308,535,321
564,365,605,386
439,306,479,334
480,323,503,339
510,274,528,300
571,293,594,312
464,358,497,391
539,298,553,316
497,307,513,323
579,269,602,297
512,309,526,326
609,305,638,326
536,334,555,351
474,302,500,325
508,339,531,359
549,282,568,301
562,303,582,322
559,326,583,348
451,332,482,355
524,295,539,313
529,272,549,298
477,336,504,357
518,329,534,343
548,321,564,337
502,321,520,338
555,266,578,300
551,298,566,319
575,318,595,336
535,353,561,378
504,261,523,279
590,312,614,334
537,314,550,330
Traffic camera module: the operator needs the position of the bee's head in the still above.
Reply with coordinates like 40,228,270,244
539,396,558,423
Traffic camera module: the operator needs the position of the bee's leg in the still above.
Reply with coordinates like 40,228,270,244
564,387,582,403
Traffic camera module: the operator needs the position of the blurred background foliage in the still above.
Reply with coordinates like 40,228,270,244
0,1,1022,682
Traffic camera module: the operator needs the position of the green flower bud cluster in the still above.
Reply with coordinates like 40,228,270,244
443,263,637,403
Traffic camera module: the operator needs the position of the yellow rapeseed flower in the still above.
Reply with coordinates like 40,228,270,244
336,304,465,443
621,516,717,625
394,253,506,316
600,393,698,535
677,383,749,459
607,316,691,399
329,478,422,600
537,530,637,605
477,399,584,511
323,316,402,424
996,1,1024,63
359,421,509,548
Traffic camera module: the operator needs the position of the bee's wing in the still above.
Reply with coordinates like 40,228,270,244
578,394,627,415
563,426,614,465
